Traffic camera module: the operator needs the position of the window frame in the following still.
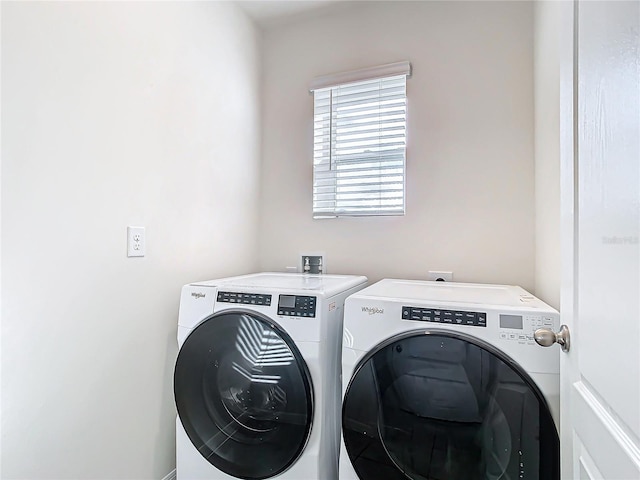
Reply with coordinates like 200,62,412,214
310,62,411,219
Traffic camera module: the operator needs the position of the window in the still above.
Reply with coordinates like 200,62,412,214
310,62,411,218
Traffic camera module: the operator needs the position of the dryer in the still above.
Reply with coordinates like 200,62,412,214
174,272,367,480
340,279,560,480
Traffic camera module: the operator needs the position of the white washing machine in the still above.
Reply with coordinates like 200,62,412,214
174,272,367,480
340,279,560,480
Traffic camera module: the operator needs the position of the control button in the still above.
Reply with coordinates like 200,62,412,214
509,334,517,340
500,332,508,339
401,306,491,327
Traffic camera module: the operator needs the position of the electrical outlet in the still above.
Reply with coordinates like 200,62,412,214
127,226,145,257
427,271,453,282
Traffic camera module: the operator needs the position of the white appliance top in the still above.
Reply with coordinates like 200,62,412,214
191,272,367,297
352,279,551,310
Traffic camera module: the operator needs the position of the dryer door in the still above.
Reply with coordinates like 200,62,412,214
174,310,313,480
342,330,559,480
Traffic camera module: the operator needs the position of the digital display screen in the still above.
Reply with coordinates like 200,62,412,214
279,295,296,308
500,314,523,330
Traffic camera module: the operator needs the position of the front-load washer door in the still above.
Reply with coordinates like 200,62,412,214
342,330,559,480
174,310,313,480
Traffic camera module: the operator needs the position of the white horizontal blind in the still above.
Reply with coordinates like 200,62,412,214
313,74,407,218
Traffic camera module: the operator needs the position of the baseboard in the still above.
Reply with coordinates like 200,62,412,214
161,469,176,480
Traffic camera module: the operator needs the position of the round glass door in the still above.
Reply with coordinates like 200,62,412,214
342,330,559,480
174,310,313,480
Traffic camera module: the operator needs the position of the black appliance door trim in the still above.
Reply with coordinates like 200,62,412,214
342,328,560,480
175,309,314,480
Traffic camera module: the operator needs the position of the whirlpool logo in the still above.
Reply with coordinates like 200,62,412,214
191,292,206,299
362,306,384,315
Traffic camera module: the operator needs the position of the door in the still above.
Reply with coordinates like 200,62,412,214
559,0,640,478
174,310,314,480
342,330,559,480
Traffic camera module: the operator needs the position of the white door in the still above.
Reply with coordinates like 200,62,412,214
559,0,640,478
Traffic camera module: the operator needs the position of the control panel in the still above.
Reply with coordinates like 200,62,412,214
217,291,272,306
499,314,556,346
278,295,316,318
402,306,487,327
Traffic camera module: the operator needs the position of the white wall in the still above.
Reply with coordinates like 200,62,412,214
1,2,260,478
534,1,562,309
259,1,536,290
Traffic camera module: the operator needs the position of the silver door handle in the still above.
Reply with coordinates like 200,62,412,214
534,325,570,352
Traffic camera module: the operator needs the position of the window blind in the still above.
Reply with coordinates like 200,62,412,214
312,72,408,218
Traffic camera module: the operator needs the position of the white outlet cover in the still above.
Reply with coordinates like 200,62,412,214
127,226,145,257
427,270,453,281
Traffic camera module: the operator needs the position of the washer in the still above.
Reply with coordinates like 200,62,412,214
340,279,560,480
174,272,367,480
